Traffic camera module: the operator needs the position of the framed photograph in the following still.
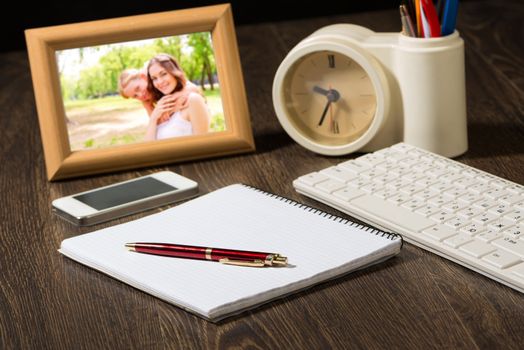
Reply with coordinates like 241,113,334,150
25,4,254,180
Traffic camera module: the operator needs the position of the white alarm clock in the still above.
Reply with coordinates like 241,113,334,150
272,24,468,157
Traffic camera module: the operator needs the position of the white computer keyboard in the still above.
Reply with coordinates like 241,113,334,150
293,143,524,293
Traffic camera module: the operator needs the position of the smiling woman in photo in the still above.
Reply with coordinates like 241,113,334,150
144,54,211,140
118,68,201,118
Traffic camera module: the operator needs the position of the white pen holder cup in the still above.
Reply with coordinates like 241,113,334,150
394,31,467,157
310,25,468,157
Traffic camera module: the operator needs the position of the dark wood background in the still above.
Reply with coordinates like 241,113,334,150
1,1,523,348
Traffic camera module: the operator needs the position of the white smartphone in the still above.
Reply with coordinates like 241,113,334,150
52,171,199,226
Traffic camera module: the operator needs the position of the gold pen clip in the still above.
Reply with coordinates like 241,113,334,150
219,254,288,267
219,258,266,267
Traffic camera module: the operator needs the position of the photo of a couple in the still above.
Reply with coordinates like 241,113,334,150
57,33,225,151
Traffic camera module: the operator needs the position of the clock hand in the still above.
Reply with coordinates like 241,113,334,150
318,100,332,126
313,85,330,96
318,88,341,126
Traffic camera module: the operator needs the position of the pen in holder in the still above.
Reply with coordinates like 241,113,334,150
272,24,468,157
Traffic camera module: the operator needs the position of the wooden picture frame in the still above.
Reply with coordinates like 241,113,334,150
25,4,254,181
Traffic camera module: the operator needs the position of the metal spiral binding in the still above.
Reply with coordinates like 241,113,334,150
243,184,403,243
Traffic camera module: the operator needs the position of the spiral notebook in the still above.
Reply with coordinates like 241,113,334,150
59,184,402,321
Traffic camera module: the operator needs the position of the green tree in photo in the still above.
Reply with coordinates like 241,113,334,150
153,36,183,64
187,33,216,90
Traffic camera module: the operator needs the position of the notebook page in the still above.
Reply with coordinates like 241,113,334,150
60,184,401,320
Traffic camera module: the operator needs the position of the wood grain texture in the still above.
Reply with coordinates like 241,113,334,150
1,1,523,348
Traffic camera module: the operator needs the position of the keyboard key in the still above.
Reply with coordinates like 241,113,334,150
442,200,469,213
456,207,483,220
476,230,501,243
506,184,524,195
354,154,386,167
387,194,411,206
488,203,512,216
373,189,397,199
320,166,358,183
401,198,425,211
502,224,522,239
372,173,399,185
346,178,371,189
391,143,414,153
456,192,483,204
487,218,515,232
411,162,434,173
482,250,521,269
415,204,441,217
460,240,497,258
445,216,469,230
509,263,524,280
442,188,469,200
453,177,478,189
459,223,485,236
499,194,524,206
485,188,508,200
429,211,456,223
360,183,381,194
472,212,499,225
399,183,424,196
315,179,346,194
296,172,328,186
427,195,452,207
360,169,385,180
504,209,524,222
468,182,492,194
490,179,509,189
413,189,439,201
444,234,473,248
422,225,456,241
350,194,435,232
333,188,366,201
426,168,451,178
429,181,453,193
338,160,370,174
472,199,498,210
492,237,524,258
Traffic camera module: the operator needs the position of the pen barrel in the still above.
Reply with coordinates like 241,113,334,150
132,243,209,260
131,243,270,262
210,248,270,262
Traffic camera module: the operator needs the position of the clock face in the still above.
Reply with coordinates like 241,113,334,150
282,50,377,146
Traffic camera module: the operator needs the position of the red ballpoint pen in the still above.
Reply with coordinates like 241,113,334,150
125,242,288,267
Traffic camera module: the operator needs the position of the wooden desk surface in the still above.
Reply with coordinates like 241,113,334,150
1,1,523,348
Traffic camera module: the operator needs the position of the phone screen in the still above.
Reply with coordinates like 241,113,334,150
74,177,177,210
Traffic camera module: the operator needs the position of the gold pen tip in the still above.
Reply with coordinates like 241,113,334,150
125,243,136,251
272,255,288,267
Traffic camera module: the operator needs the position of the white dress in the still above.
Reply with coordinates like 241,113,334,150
155,111,193,139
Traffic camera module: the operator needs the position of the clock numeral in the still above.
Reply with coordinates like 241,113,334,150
328,54,335,68
330,120,340,134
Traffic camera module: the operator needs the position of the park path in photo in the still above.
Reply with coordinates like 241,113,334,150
66,101,148,151
65,89,224,151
